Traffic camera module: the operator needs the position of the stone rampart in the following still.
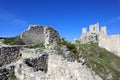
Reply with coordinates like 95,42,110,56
99,34,120,56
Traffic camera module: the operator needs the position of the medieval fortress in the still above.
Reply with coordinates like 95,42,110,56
80,22,120,57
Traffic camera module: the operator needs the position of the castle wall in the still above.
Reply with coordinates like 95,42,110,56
100,26,106,35
21,25,45,44
44,26,60,47
80,23,120,57
82,28,87,34
99,35,120,57
20,25,59,47
89,22,99,34
80,33,98,43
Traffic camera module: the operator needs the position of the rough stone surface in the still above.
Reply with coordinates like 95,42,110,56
79,22,120,57
99,34,120,57
0,65,14,80
0,46,21,67
80,22,105,44
14,47,102,80
0,44,102,80
20,25,59,47
24,54,48,72
0,39,4,44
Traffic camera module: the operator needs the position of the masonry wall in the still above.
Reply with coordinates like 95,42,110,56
20,25,59,47
99,35,120,57
21,25,45,44
0,46,21,67
44,26,59,46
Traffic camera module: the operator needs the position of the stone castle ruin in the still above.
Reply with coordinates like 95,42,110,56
80,22,120,57
20,25,59,47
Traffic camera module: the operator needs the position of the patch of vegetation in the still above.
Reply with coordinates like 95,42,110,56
76,42,120,80
57,38,79,60
3,36,25,45
9,72,17,80
34,44,46,50
57,38,77,53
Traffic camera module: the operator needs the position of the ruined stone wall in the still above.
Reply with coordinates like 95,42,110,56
20,25,59,47
80,33,98,43
89,22,99,34
21,25,45,44
0,46,21,67
0,39,4,44
99,35,120,57
44,26,59,47
80,23,101,44
0,46,21,80
82,28,87,34
80,23,120,57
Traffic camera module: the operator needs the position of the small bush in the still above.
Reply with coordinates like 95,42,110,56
9,72,17,80
34,44,46,50
57,38,77,53
57,38,79,60
3,36,25,45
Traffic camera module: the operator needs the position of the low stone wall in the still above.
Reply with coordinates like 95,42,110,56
0,45,49,80
0,46,21,67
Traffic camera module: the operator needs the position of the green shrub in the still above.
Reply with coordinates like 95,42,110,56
57,37,79,60
34,44,46,50
9,72,17,80
3,36,25,45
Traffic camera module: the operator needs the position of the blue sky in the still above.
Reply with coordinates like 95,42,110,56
0,0,120,41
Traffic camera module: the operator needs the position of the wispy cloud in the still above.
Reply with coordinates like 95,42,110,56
108,16,120,24
0,8,27,26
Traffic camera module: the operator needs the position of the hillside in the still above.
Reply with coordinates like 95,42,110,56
75,42,120,80
0,37,120,80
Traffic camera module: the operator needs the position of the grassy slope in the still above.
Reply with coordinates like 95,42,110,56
76,43,120,80
3,36,25,45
